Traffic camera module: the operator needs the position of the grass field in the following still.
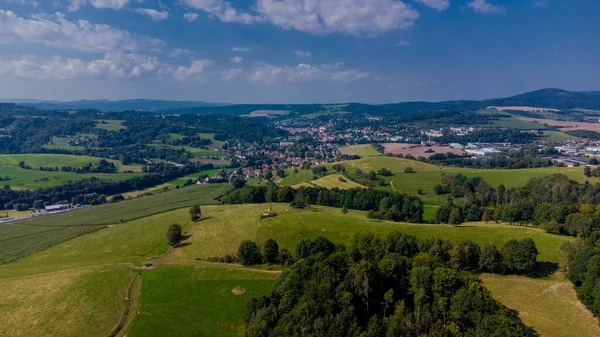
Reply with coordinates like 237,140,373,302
96,119,126,131
336,157,599,206
0,224,104,264
17,183,228,228
0,184,227,267
488,115,545,129
481,274,600,337
126,266,277,337
0,154,105,169
0,208,194,277
338,144,381,157
172,204,572,264
543,131,579,143
293,174,366,190
149,144,224,158
43,136,85,151
0,165,143,189
0,265,137,337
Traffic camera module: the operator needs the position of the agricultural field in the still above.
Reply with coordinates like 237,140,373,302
126,266,277,337
293,173,366,190
0,265,137,337
172,204,572,264
334,157,599,207
519,117,600,131
0,223,103,264
542,131,579,142
0,154,103,169
149,144,225,158
488,115,546,129
338,144,381,157
0,165,143,190
0,184,227,265
481,274,600,337
95,119,126,131
381,143,465,158
16,183,228,228
43,136,85,151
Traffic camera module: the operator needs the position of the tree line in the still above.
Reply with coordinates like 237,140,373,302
243,232,537,336
0,163,210,210
221,185,424,223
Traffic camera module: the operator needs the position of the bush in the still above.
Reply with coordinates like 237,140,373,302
263,239,280,264
166,224,183,247
501,238,538,273
404,166,415,173
238,240,263,266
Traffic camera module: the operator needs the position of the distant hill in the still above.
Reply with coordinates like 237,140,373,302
2,88,599,114
1,99,226,111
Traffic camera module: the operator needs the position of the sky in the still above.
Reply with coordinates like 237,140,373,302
0,0,598,104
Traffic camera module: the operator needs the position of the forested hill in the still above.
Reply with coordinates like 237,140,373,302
4,88,600,115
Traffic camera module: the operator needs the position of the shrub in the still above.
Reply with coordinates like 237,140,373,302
238,240,263,266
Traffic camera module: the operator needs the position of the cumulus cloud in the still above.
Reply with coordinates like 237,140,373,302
415,0,449,10
255,0,419,36
294,50,311,57
467,0,504,14
181,0,420,36
249,62,369,85
67,0,86,11
172,59,212,81
169,48,193,58
182,0,258,24
183,12,200,22
0,53,169,80
222,68,243,80
0,10,162,53
89,0,129,9
230,56,243,63
134,8,169,20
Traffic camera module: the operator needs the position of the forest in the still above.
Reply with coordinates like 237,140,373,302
221,185,424,223
244,232,537,336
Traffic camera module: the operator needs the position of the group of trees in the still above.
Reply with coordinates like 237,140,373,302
331,164,388,187
0,163,203,210
431,173,600,236
244,232,537,336
221,185,424,223
422,150,553,169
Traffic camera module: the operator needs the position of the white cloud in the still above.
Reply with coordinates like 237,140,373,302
183,0,258,24
294,50,311,57
0,53,170,80
181,0,420,36
232,47,252,52
255,0,419,36
0,10,148,52
183,12,200,22
534,0,547,8
6,0,40,7
172,59,212,81
169,48,193,58
89,0,129,9
222,68,243,80
415,0,449,10
467,0,504,14
330,69,370,83
249,62,369,85
230,56,243,63
134,8,169,20
67,0,86,11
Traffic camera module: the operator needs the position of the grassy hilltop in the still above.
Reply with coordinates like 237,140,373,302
0,155,599,336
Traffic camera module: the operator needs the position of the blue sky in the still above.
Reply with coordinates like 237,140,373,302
0,0,598,103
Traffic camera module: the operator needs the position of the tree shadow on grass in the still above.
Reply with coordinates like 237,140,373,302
524,262,559,279
177,242,192,248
